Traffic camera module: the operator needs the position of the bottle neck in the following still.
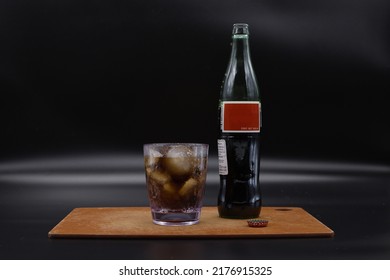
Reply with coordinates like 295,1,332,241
230,34,251,68
222,32,258,101
230,23,251,66
220,23,259,101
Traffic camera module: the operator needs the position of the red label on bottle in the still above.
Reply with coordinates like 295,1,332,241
222,101,261,132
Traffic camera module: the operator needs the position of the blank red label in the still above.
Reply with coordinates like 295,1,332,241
222,102,261,132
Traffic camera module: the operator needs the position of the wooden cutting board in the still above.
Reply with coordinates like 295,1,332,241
48,207,334,238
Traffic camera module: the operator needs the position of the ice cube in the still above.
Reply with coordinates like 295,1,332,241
166,145,192,157
178,178,198,197
149,171,170,185
163,146,194,177
145,149,163,167
162,182,178,194
150,149,163,158
161,182,181,208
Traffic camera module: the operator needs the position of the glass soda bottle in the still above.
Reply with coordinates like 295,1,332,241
217,23,262,219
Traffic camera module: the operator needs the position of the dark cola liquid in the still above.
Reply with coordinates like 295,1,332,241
218,134,261,218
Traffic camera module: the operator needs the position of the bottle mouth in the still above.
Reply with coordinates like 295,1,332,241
233,23,249,35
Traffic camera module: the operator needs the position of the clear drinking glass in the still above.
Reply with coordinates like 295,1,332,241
144,143,209,226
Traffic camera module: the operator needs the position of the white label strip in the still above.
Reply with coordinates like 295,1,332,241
217,139,228,175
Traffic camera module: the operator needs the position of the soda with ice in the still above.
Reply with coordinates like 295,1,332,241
144,143,208,226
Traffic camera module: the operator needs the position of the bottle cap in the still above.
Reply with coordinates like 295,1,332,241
247,219,268,227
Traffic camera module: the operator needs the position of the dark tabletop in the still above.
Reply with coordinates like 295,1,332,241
0,153,389,260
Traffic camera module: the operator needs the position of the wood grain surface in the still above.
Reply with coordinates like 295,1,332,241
48,207,334,239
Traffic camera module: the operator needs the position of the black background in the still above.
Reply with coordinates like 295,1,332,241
0,0,390,260
1,0,389,161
